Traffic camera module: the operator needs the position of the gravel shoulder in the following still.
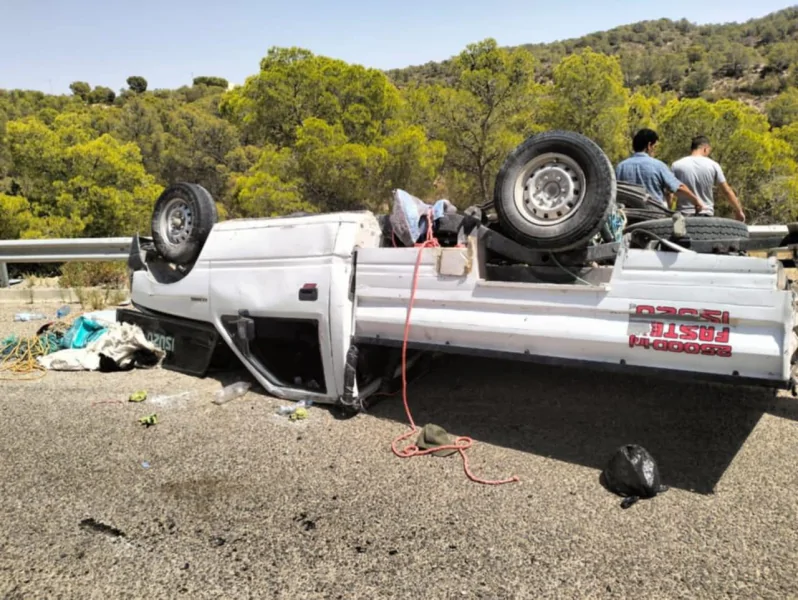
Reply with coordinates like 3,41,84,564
2,303,798,599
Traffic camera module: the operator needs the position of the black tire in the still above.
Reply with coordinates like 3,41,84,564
151,183,218,265
624,216,749,241
493,130,616,252
623,207,673,225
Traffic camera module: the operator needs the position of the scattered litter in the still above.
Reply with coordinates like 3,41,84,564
1,332,61,380
141,461,151,469
415,423,458,457
277,399,313,418
82,309,117,326
117,299,131,307
290,407,308,421
129,390,147,403
79,518,126,538
13,312,47,322
38,322,165,372
602,444,669,509
212,381,251,405
139,413,158,427
56,305,71,319
148,391,195,408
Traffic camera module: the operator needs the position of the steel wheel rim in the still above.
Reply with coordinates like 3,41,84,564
160,197,194,246
513,152,587,226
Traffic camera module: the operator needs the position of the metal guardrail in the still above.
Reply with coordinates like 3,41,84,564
0,237,132,288
0,224,792,288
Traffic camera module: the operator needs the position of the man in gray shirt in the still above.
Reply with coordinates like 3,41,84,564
671,136,745,222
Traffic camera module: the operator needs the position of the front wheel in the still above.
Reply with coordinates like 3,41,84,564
151,183,218,265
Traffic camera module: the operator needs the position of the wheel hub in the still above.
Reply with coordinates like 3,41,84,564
514,153,587,227
161,198,194,245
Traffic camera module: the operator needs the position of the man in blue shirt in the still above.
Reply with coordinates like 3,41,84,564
616,129,705,213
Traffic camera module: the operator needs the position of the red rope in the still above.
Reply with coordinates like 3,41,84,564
390,210,520,486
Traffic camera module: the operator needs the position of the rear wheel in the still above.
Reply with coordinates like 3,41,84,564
493,130,616,252
624,216,749,241
151,183,218,265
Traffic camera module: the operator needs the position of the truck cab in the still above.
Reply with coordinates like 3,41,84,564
128,210,383,405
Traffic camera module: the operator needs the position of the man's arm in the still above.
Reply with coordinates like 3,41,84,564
661,163,705,212
715,162,745,222
675,183,705,212
720,182,745,222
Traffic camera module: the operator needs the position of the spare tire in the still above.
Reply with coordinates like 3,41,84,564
624,216,749,241
493,130,616,251
151,183,218,265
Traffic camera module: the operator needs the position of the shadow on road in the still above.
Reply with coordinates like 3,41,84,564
366,355,798,495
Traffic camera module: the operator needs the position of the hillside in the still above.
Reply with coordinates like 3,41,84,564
5,10,798,259
386,6,798,105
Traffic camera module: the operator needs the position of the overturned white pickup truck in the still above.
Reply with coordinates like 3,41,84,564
123,130,798,412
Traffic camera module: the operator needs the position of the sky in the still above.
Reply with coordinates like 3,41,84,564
1,0,796,95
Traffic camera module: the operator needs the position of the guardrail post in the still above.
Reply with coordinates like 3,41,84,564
0,262,8,288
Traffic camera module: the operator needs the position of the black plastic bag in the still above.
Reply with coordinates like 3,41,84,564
602,444,668,509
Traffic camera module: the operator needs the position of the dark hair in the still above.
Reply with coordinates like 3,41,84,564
632,128,659,152
691,135,711,151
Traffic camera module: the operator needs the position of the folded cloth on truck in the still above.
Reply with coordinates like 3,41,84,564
37,322,165,372
389,189,457,246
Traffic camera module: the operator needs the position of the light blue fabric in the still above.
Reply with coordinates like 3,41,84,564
391,189,455,245
616,152,682,205
60,317,108,350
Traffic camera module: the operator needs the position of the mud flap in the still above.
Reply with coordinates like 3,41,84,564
117,308,237,376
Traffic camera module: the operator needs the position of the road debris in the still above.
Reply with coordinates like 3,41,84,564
212,381,251,405
138,413,158,427
129,390,147,403
79,518,126,538
602,444,669,509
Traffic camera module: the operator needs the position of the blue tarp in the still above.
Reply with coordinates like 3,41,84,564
60,316,108,350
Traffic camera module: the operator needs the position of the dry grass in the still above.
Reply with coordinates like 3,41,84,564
57,261,129,310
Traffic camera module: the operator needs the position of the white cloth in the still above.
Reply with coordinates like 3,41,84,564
38,322,165,371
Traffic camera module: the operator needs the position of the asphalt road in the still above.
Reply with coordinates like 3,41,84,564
2,303,798,599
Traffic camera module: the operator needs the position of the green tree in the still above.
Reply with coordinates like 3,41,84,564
767,42,798,72
126,76,148,94
3,115,162,238
775,122,798,160
193,76,229,89
720,43,756,77
767,88,798,128
543,48,629,162
88,86,116,105
627,89,663,138
686,45,706,65
69,82,91,102
657,98,768,165
159,104,242,203
229,145,311,217
0,193,32,238
721,130,798,223
411,39,536,205
114,96,165,174
220,47,401,148
682,63,713,98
